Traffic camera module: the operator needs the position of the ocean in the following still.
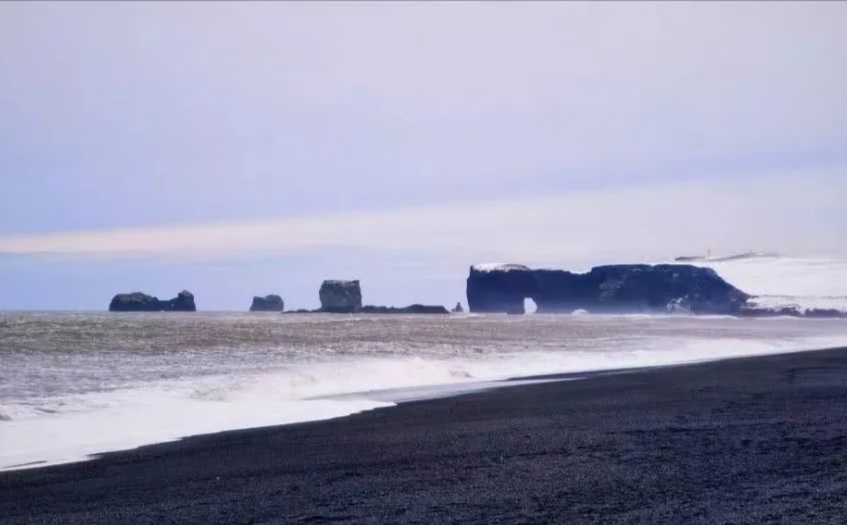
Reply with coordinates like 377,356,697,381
2,255,847,471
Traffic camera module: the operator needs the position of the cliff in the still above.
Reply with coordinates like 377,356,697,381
466,264,749,315
250,294,285,312
109,290,197,312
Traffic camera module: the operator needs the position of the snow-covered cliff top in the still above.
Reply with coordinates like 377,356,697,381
470,263,531,273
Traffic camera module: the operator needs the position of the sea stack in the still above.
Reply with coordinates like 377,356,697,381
109,290,197,312
250,294,285,312
171,290,196,311
319,280,363,313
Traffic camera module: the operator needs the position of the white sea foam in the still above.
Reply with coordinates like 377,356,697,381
3,330,847,471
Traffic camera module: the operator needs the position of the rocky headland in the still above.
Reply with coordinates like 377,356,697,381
249,294,285,312
109,290,196,312
466,263,746,315
466,263,845,318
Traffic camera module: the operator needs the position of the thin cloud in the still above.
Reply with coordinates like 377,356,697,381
1,168,843,264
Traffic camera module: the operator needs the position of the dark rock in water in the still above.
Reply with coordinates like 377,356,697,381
466,263,748,315
287,278,447,315
108,292,159,312
360,304,449,314
283,304,448,315
250,294,285,312
319,280,363,313
109,290,197,312
171,290,196,312
452,302,464,313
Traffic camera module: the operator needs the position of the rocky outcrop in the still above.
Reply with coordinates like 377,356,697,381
452,302,464,313
284,305,449,314
250,294,285,312
360,304,449,314
109,290,197,312
319,280,363,313
287,280,449,314
466,264,749,315
108,292,159,312
171,290,196,311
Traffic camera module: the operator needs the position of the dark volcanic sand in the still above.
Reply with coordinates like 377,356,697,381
2,348,847,525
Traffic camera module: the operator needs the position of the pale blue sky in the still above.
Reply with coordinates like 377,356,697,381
0,2,845,310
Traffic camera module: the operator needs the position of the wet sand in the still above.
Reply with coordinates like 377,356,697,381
2,347,847,524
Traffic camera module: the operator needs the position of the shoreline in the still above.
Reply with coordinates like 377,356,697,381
2,346,847,523
3,342,841,474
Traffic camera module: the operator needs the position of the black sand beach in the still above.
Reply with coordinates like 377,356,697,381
2,348,846,525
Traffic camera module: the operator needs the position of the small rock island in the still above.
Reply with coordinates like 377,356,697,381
312,279,448,314
109,290,197,312
319,280,363,313
250,294,285,312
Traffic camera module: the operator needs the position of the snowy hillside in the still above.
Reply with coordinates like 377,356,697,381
671,253,847,313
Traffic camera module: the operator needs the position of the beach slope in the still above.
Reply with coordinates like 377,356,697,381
2,347,846,524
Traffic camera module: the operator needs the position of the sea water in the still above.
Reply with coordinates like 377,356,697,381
2,255,847,470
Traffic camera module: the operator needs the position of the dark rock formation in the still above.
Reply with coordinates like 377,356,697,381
466,264,749,315
284,304,448,315
319,280,363,313
171,290,196,311
452,302,464,313
108,292,159,312
360,304,449,314
284,281,448,315
109,290,197,312
250,294,285,312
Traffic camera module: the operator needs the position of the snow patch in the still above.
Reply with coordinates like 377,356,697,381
671,254,847,313
471,263,530,272
674,252,781,263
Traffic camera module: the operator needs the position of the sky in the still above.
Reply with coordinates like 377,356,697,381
0,1,845,310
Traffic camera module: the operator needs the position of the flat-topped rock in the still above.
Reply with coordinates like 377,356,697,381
109,290,196,312
250,294,285,312
319,280,363,313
